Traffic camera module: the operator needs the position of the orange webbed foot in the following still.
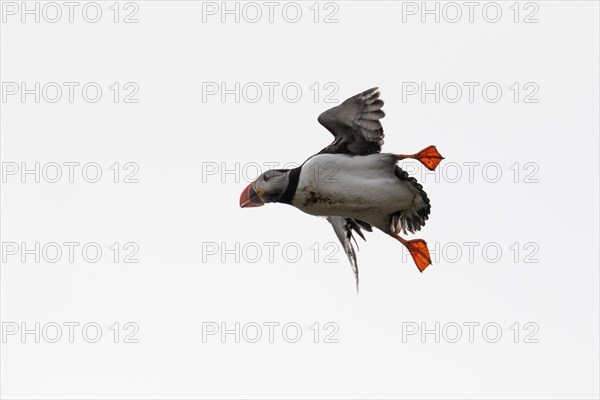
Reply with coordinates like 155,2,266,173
397,145,444,171
390,233,432,272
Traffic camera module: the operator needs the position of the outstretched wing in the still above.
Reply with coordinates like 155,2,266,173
318,87,385,155
326,216,372,290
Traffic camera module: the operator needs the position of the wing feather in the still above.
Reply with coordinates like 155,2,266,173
326,216,372,291
317,87,385,155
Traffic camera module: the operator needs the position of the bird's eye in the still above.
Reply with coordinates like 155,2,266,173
263,174,270,182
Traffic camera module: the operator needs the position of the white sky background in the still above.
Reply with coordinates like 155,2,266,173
1,1,599,399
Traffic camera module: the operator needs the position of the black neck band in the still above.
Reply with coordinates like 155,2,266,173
278,166,301,204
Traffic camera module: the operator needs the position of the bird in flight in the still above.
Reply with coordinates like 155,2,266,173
239,87,443,289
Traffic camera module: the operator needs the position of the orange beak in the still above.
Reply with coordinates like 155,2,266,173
239,182,264,208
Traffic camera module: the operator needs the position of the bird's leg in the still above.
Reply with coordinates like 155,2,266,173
397,145,444,171
389,232,432,272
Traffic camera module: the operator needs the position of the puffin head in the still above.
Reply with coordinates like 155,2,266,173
240,169,290,208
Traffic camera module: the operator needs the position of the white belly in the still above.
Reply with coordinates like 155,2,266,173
292,153,415,228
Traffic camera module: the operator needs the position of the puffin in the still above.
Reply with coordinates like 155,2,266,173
239,87,443,288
